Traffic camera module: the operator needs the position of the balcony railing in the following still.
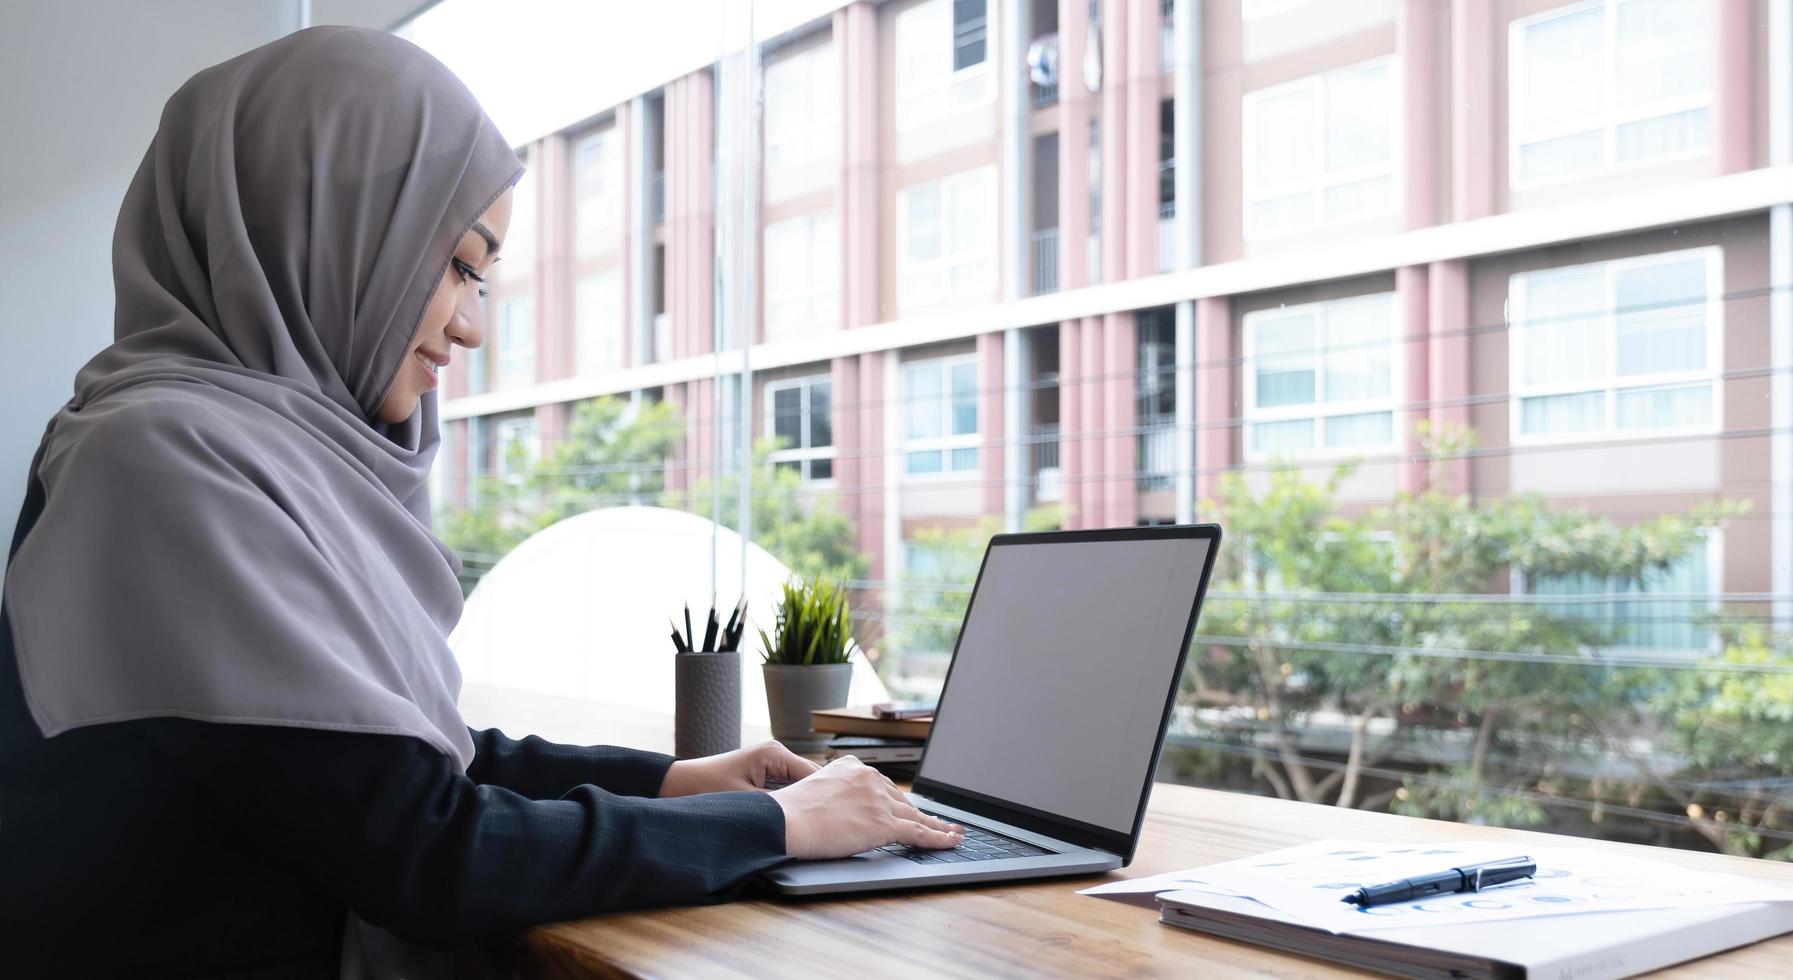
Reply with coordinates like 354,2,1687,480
1030,79,1058,108
1030,422,1061,503
1157,200,1176,274
1030,227,1059,295
1138,415,1176,491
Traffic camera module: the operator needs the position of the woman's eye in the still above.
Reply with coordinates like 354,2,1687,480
451,258,488,297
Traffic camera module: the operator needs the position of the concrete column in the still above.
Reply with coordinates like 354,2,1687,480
1058,0,1092,292
1059,319,1083,528
1081,314,1106,526
534,134,574,383
1195,295,1233,506
1172,0,1202,525
1104,313,1139,527
1399,0,1440,229
832,354,861,532
1125,0,1159,279
1173,300,1195,523
1715,0,1756,175
1450,0,1495,221
978,331,1006,519
1003,326,1028,532
838,1,881,328
534,403,566,456
665,79,686,361
1101,0,1130,284
1427,259,1471,496
1397,266,1431,495
616,102,635,369
629,95,654,365
1002,0,1030,302
687,71,716,355
858,351,886,584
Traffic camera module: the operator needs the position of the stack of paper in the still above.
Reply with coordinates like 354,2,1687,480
1081,840,1793,980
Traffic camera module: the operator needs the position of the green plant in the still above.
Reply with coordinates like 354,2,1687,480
759,577,857,666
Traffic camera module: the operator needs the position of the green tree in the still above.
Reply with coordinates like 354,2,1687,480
1187,424,1762,852
887,506,1064,662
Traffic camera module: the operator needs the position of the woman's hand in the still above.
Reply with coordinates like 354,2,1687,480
658,741,820,797
768,756,964,859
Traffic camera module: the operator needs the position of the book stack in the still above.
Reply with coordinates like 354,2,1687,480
809,706,931,778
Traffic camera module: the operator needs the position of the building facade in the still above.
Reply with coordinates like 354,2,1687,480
435,0,1793,692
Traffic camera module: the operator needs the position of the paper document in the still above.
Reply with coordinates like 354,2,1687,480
1083,839,1793,935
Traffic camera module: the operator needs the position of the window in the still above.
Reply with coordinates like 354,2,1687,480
1243,292,1399,459
1243,58,1397,240
902,355,979,475
764,40,839,199
897,167,996,310
497,297,536,389
574,269,623,375
765,375,834,481
1509,248,1720,442
1525,542,1716,654
1239,0,1395,63
493,414,539,484
763,210,840,340
1510,0,1713,187
895,0,991,132
503,153,536,271
573,127,621,257
952,0,987,71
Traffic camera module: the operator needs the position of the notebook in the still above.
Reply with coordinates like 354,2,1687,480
808,705,932,739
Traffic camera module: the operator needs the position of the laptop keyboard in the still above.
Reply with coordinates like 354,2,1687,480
874,822,1053,864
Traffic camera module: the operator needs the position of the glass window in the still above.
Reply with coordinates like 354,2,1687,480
1510,248,1719,440
574,270,623,376
494,413,539,483
765,374,835,481
1527,545,1714,654
952,0,987,71
1244,293,1398,459
497,297,536,389
764,39,840,199
897,168,996,311
573,127,621,258
763,210,840,340
896,0,991,132
1510,0,1714,187
902,355,980,475
1243,58,1396,240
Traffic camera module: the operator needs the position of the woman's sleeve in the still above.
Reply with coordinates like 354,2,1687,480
463,726,675,799
146,720,789,946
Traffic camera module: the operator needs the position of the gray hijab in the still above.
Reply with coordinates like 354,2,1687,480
3,26,522,769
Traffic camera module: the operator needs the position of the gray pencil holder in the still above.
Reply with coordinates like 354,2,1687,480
674,650,741,760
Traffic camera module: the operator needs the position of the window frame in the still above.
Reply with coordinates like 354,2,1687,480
1512,533,1723,659
894,0,994,133
1241,55,1401,242
900,354,981,479
895,167,997,311
1507,0,1715,191
1241,291,1404,462
763,38,840,180
573,269,624,376
1507,246,1724,447
762,209,841,339
497,296,537,389
572,126,622,257
764,373,836,484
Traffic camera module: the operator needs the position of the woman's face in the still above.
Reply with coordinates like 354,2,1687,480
375,188,514,424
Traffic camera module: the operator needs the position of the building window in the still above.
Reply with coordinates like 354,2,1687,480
952,0,987,71
1243,292,1399,459
897,167,996,311
902,355,979,476
573,127,621,257
493,413,539,483
764,39,839,198
765,374,834,481
1242,57,1396,240
763,210,840,340
574,269,623,376
1510,0,1713,188
497,297,536,389
504,151,536,271
895,0,991,132
1524,541,1716,655
1509,247,1721,442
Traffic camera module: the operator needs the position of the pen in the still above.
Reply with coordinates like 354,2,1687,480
1340,856,1536,907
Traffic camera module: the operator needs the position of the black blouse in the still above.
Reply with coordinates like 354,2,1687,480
0,472,789,977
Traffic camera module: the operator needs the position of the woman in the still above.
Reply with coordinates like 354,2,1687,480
0,27,960,977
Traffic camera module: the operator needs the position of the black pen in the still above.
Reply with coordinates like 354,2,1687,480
1341,856,1536,907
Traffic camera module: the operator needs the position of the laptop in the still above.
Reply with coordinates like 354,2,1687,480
765,523,1222,896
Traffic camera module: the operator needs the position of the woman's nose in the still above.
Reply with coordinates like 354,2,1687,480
448,308,484,351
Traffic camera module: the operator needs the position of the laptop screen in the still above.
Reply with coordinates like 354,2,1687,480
916,532,1214,835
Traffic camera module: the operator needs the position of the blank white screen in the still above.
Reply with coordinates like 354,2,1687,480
918,536,1212,834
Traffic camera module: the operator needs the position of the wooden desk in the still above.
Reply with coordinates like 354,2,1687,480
461,686,1793,979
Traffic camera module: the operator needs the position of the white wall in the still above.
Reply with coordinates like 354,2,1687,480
0,0,425,545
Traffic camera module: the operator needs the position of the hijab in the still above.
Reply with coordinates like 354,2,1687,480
3,26,523,769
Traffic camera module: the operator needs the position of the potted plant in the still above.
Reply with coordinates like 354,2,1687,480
758,577,857,753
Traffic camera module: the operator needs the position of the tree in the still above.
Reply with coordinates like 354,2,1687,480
435,397,683,593
1185,424,1773,856
885,506,1064,666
